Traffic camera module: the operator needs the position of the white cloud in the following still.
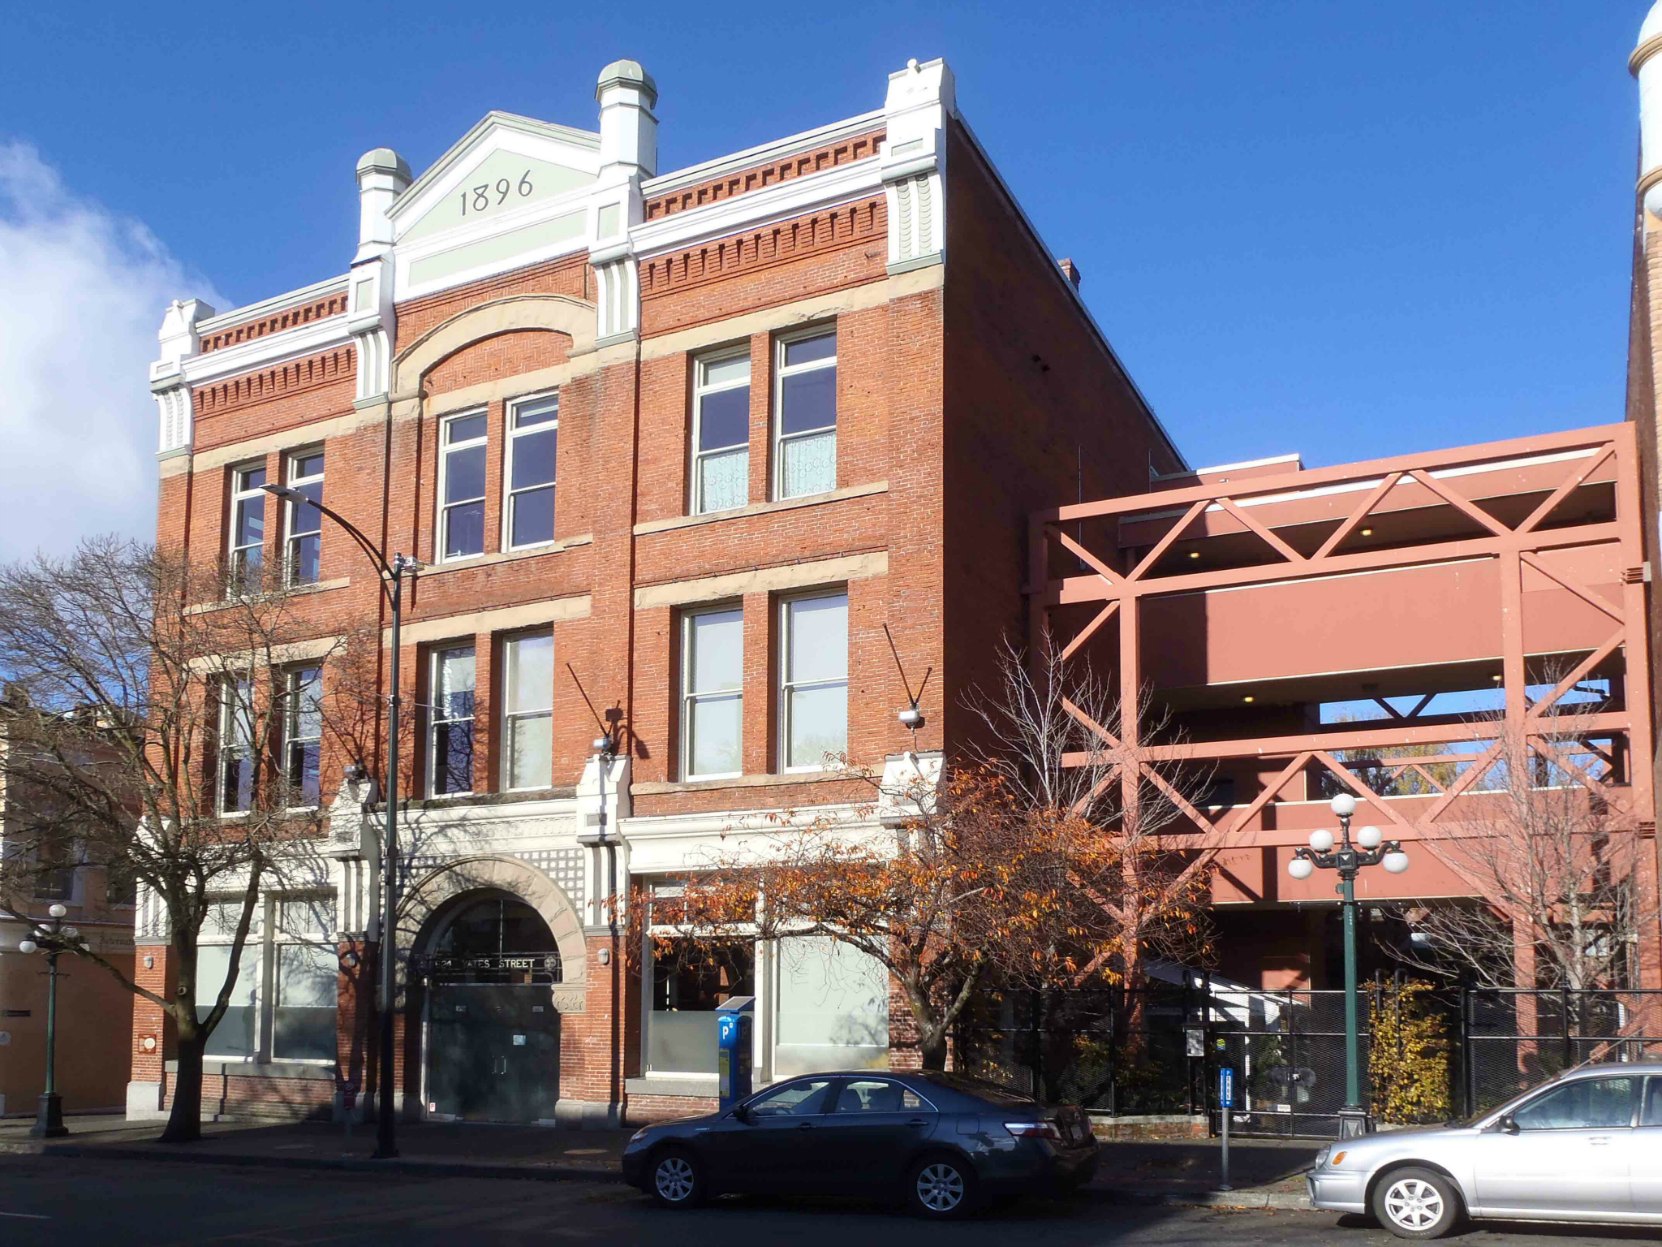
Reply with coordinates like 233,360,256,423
0,142,223,561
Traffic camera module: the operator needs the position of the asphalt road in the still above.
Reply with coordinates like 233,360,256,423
0,1158,1658,1246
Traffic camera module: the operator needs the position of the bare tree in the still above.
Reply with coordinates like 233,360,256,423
1399,696,1656,993
0,537,366,1141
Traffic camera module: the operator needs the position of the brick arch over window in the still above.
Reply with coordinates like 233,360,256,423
399,853,587,1012
392,294,596,396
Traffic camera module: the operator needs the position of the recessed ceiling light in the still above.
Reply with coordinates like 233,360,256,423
1188,550,1201,559
1359,527,1374,537
1243,695,1255,704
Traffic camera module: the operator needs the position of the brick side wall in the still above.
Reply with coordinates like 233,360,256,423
199,292,350,353
940,120,1180,744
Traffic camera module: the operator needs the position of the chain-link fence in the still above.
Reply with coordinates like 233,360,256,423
955,981,1662,1138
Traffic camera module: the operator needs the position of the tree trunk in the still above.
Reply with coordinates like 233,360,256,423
919,1029,949,1071
160,1029,205,1143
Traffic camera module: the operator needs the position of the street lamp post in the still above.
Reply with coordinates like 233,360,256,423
261,483,414,1160
1287,792,1410,1138
17,903,82,1138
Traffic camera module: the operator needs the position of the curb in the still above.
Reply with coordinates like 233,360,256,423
4,1142,1314,1211
1090,1185,1311,1211
15,1143,624,1185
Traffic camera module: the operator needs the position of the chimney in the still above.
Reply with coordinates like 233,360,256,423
596,59,659,179
355,148,411,263
1058,258,1083,289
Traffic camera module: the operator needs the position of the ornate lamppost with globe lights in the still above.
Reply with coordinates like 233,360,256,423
1287,792,1410,1138
16,903,85,1138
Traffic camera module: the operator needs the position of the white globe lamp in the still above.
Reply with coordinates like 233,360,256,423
1308,829,1335,853
1382,849,1410,875
17,939,38,955
1287,855,1315,880
1329,793,1357,818
1355,825,1383,850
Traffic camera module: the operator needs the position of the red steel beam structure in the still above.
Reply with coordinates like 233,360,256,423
1027,423,1658,980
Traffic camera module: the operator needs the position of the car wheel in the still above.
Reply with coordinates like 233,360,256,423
1372,1166,1461,1240
908,1153,975,1219
649,1147,706,1209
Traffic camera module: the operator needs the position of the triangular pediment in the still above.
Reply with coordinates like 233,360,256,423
392,112,601,245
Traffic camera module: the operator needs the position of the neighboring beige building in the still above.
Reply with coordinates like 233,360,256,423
0,716,135,1117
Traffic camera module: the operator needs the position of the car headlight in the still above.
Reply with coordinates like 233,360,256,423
1313,1146,1331,1169
629,1127,652,1143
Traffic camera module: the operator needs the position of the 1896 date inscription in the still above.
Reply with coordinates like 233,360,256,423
460,170,534,216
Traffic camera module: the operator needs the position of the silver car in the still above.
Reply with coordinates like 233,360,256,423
1307,1061,1662,1239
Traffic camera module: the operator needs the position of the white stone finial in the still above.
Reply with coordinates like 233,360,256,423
596,59,658,179
355,148,411,262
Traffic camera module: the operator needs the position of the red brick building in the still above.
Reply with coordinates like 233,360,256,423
128,58,1186,1125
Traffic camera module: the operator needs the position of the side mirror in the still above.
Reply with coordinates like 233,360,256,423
1496,1114,1519,1135
731,1104,751,1124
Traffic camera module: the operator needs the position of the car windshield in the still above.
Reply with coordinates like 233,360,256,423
920,1073,1040,1107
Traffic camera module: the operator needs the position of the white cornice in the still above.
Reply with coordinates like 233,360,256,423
179,314,355,387
630,155,883,260
642,109,884,198
195,274,350,335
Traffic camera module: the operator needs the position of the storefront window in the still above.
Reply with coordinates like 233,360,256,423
773,936,889,1077
647,939,754,1075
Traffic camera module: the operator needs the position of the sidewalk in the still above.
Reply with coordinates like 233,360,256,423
0,1114,1317,1209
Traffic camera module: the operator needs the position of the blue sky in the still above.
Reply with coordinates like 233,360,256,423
0,2,1652,554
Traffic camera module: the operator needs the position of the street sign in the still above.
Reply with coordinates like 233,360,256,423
1219,1066,1236,1109
1217,1065,1235,1191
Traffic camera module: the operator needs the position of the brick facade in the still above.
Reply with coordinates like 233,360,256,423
133,57,1178,1126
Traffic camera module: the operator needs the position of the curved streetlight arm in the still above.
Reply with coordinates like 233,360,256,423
260,484,411,607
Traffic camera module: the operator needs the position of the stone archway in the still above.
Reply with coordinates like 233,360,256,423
400,854,586,1013
391,293,595,397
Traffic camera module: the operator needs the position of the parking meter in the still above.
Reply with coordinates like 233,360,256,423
716,995,755,1111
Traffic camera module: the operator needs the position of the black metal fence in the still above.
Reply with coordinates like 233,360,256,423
955,982,1662,1138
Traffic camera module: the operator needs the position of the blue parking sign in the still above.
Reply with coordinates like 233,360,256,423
1219,1066,1236,1109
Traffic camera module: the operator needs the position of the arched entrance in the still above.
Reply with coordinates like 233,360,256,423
402,856,588,1123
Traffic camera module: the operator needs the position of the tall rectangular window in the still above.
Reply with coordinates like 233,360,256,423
780,592,848,769
428,645,476,796
438,412,487,561
199,899,261,1061
502,631,553,791
774,329,836,500
218,675,256,814
283,450,324,586
691,351,750,514
505,394,558,549
228,464,267,592
281,664,322,808
681,607,743,779
272,895,338,1063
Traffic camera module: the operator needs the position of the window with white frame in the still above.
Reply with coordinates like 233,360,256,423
218,675,257,815
198,898,263,1061
283,450,324,586
691,351,750,514
197,894,339,1064
505,394,558,549
774,329,837,500
780,592,848,770
281,664,323,808
428,645,476,796
228,463,267,592
272,895,339,1063
681,607,743,779
501,631,553,790
642,880,756,1076
438,412,488,561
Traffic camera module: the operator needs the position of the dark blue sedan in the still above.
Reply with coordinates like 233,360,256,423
621,1070,1098,1218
